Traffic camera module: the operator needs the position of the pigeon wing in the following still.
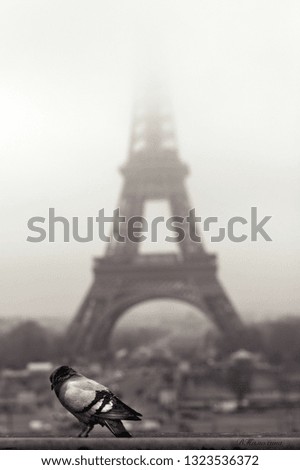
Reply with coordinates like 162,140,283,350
95,393,142,421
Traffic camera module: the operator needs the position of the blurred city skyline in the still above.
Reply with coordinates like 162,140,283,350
0,0,299,321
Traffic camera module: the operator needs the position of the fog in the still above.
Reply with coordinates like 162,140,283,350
0,0,299,321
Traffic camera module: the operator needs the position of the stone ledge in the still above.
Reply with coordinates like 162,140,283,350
0,436,299,450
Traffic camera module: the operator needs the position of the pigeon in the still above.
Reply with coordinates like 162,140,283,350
50,365,142,438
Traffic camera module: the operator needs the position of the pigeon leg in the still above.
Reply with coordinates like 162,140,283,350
78,425,85,437
84,424,94,437
78,424,94,438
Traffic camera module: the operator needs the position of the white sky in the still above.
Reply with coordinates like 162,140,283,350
0,0,299,322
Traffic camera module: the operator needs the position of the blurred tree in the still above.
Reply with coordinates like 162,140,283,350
0,320,59,369
214,324,263,358
259,317,300,368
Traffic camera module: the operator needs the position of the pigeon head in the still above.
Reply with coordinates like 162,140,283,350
50,365,77,390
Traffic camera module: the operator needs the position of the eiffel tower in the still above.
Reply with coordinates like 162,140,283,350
67,82,244,357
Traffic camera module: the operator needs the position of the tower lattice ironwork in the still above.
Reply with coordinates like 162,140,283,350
67,83,244,356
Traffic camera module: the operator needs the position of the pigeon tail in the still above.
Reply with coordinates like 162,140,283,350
104,419,132,438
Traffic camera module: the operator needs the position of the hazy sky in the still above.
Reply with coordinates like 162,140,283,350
0,0,299,322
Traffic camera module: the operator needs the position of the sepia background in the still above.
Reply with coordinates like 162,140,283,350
0,0,300,438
